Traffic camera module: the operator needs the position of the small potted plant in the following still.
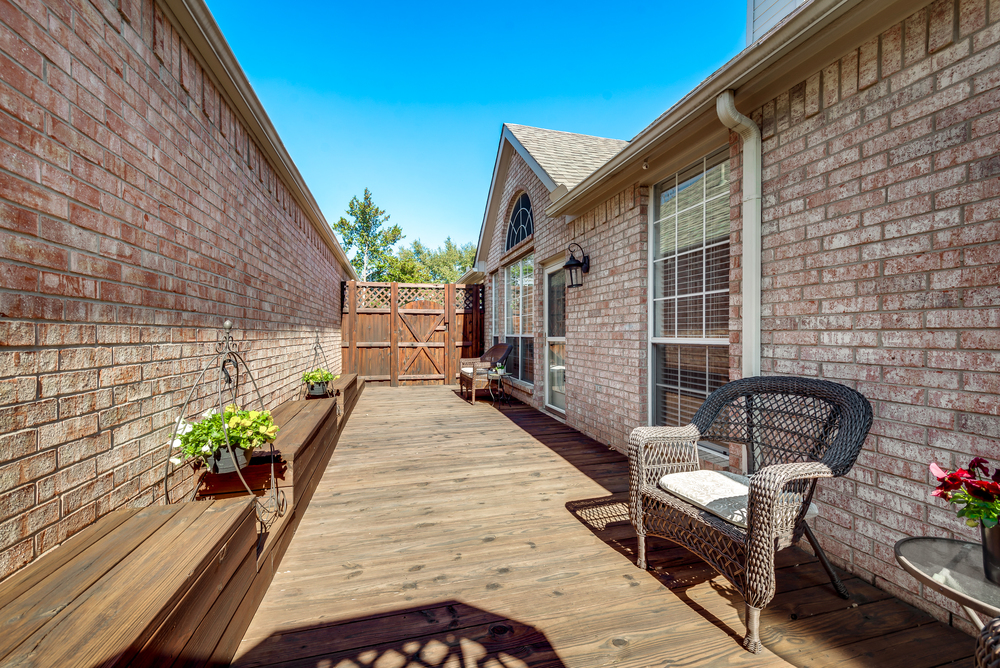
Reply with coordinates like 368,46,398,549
929,457,1000,583
169,404,279,474
302,368,338,396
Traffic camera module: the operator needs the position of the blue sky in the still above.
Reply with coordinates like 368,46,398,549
207,1,748,252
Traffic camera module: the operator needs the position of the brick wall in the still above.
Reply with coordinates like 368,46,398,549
483,149,648,452
749,0,1000,631
0,0,347,579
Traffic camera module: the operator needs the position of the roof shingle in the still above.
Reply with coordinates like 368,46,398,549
506,124,628,191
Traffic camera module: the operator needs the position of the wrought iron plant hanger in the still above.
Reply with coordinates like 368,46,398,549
162,320,286,533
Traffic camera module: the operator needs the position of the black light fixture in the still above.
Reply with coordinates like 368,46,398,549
563,242,590,288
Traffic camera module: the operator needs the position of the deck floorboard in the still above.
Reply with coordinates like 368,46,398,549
234,386,973,668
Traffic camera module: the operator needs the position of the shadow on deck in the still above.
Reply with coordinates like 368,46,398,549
234,386,973,668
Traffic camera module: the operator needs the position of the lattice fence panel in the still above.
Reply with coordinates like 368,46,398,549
357,285,392,309
456,286,481,311
398,287,444,307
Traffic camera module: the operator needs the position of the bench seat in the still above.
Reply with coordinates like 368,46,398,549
0,497,254,667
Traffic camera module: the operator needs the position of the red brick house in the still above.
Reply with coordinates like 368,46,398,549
468,0,1000,632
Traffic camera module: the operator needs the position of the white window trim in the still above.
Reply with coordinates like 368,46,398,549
543,261,566,414
647,150,731,457
504,253,534,384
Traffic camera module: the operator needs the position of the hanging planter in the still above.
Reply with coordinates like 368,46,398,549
163,320,287,531
169,404,276,474
302,368,338,397
209,443,252,474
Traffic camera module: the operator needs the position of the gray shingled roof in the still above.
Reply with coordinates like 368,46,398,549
506,124,629,191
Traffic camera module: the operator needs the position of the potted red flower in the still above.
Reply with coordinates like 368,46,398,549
929,457,1000,584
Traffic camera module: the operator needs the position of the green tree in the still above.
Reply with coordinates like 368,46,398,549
398,237,476,283
383,253,431,283
333,189,403,281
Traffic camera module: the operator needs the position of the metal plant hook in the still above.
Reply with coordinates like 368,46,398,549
308,332,333,398
163,319,286,532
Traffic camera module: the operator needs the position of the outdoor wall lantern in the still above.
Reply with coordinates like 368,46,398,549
563,243,590,288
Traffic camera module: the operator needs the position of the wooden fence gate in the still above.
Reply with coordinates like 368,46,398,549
341,281,484,386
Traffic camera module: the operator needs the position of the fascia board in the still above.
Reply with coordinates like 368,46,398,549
160,0,358,280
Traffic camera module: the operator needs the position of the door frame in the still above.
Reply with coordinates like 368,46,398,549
543,262,566,414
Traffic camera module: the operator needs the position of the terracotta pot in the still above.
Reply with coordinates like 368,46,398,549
209,445,252,474
306,381,329,397
981,523,1000,585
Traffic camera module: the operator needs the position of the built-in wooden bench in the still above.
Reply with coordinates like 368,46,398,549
0,497,255,666
0,374,364,667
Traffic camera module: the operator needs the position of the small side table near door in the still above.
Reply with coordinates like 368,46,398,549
487,369,510,408
895,536,1000,629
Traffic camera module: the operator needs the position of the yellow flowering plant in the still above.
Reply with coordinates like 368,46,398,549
169,404,279,469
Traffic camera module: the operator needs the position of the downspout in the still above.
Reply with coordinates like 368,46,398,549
716,90,762,378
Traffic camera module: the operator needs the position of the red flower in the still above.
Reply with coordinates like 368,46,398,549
970,457,991,477
965,479,1000,502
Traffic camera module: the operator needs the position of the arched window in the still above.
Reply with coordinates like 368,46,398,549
505,193,533,251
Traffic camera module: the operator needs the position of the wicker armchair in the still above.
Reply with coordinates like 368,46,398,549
628,376,873,653
977,616,1000,667
459,343,512,405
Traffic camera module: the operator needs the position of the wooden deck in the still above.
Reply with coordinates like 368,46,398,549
234,386,973,668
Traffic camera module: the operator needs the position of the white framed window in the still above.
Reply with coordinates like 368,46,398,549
648,147,730,452
490,271,499,347
505,253,534,383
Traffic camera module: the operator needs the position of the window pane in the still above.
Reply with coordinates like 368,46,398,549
653,176,676,223
653,257,676,300
706,195,729,241
676,249,704,296
654,299,675,338
522,336,534,383
521,256,534,335
705,243,729,292
676,162,705,213
676,295,702,338
508,337,520,380
654,217,677,260
548,342,565,410
677,203,704,252
654,343,729,436
506,263,519,335
547,269,566,338
704,148,730,201
706,292,729,338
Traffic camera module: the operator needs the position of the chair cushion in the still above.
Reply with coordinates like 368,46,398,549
460,367,490,376
657,469,818,529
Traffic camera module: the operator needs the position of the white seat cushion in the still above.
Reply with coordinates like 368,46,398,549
461,367,473,374
658,469,818,529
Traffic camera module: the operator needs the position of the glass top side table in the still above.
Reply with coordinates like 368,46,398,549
895,536,1000,629
487,369,510,408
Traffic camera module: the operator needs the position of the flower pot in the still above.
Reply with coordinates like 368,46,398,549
306,382,329,397
209,446,252,474
982,524,1000,585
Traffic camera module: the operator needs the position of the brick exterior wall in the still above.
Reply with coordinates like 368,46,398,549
483,150,649,452
0,0,347,579
748,0,1000,632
